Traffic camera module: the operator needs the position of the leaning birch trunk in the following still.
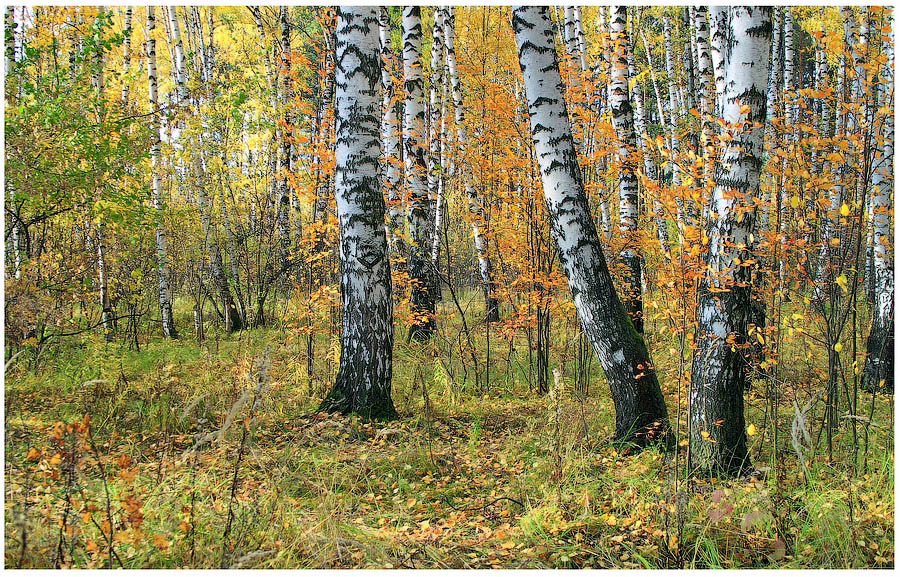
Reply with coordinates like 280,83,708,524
444,6,501,322
690,6,771,475
512,6,669,446
147,7,177,339
379,8,404,258
318,6,397,420
403,6,437,340
864,13,893,393
609,6,644,333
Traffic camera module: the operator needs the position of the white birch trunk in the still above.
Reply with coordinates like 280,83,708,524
379,8,404,257
120,7,132,104
690,6,771,474
709,6,728,116
609,6,644,332
319,6,396,420
512,6,669,445
403,6,436,339
444,6,500,321
167,6,187,105
148,7,177,339
864,12,894,391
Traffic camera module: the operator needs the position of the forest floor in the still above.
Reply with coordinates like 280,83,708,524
4,305,895,569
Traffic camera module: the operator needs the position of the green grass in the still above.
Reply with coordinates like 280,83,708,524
4,291,894,568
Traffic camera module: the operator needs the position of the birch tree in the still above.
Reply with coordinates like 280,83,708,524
709,6,728,115
403,7,436,340
277,6,293,275
319,6,397,420
444,6,501,322
379,8,404,258
690,6,771,474
147,7,177,339
512,6,669,446
608,6,644,333
864,15,894,393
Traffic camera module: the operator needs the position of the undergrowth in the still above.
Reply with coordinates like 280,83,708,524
3,296,894,569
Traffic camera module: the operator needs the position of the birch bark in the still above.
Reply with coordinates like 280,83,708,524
148,7,177,339
690,7,771,474
403,7,437,340
444,6,501,322
319,6,396,420
513,6,669,445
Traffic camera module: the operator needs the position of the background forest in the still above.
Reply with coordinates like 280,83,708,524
4,5,894,569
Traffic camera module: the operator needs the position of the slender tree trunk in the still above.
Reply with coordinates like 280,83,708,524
379,8,404,258
709,6,728,116
167,6,187,104
764,7,782,155
430,43,448,290
628,14,669,259
513,6,669,446
694,6,715,181
277,6,293,278
403,7,436,340
864,12,893,393
690,6,771,475
120,7,132,103
816,8,854,301
663,13,685,231
426,7,445,304
92,8,113,341
609,6,644,333
319,6,397,420
148,7,177,339
444,6,500,322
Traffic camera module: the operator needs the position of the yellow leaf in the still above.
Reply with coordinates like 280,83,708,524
834,342,843,352
840,203,850,216
790,195,800,209
835,274,848,294
151,534,169,550
747,424,757,437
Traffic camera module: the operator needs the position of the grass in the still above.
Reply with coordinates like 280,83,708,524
3,291,895,568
